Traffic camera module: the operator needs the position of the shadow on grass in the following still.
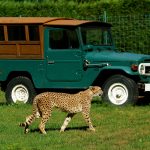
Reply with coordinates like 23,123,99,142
30,126,88,133
0,102,7,106
92,95,150,107
136,97,150,106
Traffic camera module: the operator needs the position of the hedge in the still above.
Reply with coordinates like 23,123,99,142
0,0,149,17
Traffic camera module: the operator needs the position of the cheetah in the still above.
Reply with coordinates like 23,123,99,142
19,86,103,134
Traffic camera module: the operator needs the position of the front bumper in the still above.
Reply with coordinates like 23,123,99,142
138,83,150,92
145,83,150,91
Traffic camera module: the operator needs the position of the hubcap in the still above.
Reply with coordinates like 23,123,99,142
11,84,29,103
108,83,128,105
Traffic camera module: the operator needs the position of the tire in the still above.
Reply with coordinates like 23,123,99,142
102,75,139,106
5,76,36,104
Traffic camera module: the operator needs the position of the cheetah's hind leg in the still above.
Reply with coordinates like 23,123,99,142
39,111,51,134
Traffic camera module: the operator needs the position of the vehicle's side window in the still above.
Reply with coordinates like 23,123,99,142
28,25,40,41
7,25,25,41
0,26,4,41
49,29,79,49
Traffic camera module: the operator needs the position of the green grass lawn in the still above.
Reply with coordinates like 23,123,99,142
1,91,150,150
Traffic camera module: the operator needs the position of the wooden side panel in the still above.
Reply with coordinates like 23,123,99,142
0,42,43,59
20,44,41,55
0,44,17,55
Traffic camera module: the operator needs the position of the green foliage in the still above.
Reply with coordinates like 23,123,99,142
107,15,150,53
0,0,149,17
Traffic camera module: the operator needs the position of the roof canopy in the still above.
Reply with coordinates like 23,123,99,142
0,17,59,24
0,17,111,27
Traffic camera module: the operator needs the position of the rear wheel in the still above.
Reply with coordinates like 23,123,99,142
102,75,139,106
5,76,36,104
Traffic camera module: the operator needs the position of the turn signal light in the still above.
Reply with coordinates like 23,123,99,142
131,64,138,71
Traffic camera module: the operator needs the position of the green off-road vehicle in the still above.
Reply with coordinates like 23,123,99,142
0,17,149,106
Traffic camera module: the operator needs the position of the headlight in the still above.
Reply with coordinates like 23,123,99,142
139,64,145,74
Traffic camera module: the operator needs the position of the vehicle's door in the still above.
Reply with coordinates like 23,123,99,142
45,27,83,82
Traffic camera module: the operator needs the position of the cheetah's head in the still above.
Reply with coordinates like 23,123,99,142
90,86,103,97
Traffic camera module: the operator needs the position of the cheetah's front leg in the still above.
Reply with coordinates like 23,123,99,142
60,113,75,132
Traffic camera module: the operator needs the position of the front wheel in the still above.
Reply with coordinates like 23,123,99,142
102,75,139,106
5,76,36,104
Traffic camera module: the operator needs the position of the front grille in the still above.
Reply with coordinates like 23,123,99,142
145,66,150,74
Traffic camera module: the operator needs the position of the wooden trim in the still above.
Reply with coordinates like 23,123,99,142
25,25,29,41
39,25,44,59
0,55,43,59
4,25,8,41
16,43,20,56
0,41,40,44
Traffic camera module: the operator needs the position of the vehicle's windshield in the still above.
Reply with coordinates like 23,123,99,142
81,26,112,46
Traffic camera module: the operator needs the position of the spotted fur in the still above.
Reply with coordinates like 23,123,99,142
19,86,103,134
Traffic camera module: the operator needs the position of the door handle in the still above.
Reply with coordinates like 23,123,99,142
48,61,55,64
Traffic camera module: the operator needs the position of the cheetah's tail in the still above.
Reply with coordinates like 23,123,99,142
19,114,36,134
19,96,39,134
19,122,28,127
19,121,30,134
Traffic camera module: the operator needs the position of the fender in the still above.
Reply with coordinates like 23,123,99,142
102,65,139,76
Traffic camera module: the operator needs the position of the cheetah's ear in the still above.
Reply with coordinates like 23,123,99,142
89,86,95,91
89,86,93,89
